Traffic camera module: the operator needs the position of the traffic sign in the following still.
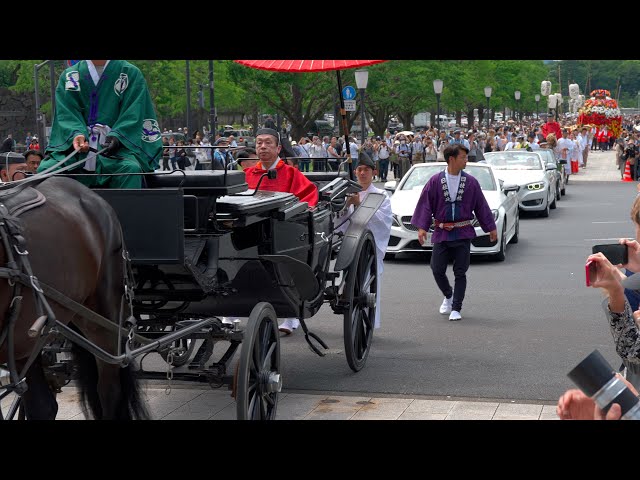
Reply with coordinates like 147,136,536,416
342,86,356,100
344,100,356,112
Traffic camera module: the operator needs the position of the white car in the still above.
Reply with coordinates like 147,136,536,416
483,151,558,217
385,162,520,261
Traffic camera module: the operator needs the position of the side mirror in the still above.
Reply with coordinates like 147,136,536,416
502,183,519,193
545,163,557,171
384,180,397,192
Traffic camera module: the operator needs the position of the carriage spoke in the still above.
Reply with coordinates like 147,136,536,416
260,394,268,420
262,342,276,370
362,272,376,293
252,392,261,420
260,321,270,358
247,391,257,419
264,393,276,407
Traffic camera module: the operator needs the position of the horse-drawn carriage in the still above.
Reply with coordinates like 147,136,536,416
0,159,385,420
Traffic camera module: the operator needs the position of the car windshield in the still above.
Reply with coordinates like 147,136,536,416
401,165,496,191
483,152,543,170
537,150,556,164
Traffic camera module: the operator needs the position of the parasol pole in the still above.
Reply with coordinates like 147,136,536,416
336,70,354,181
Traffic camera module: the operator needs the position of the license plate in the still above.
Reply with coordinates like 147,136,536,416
423,232,433,247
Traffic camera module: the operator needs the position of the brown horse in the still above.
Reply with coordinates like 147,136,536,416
0,176,148,420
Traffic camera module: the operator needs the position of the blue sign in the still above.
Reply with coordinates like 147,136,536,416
66,60,80,67
342,86,356,100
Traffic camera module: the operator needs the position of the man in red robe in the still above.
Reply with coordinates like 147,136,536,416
541,115,562,140
243,128,318,207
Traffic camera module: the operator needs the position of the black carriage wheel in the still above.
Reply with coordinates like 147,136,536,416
343,231,377,372
236,302,281,420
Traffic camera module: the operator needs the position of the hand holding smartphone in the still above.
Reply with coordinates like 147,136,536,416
585,260,597,287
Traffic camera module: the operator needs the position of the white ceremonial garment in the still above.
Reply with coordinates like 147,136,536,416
335,184,392,328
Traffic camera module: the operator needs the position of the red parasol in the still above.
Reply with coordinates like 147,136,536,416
235,60,385,73
235,60,386,179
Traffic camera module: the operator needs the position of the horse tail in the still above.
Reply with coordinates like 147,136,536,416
72,339,149,420
119,364,149,420
71,339,103,419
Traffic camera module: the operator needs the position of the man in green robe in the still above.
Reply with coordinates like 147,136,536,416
38,60,162,188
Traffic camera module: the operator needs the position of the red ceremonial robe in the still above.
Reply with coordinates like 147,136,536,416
244,159,318,207
541,120,562,140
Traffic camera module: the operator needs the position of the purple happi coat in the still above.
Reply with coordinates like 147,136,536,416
411,170,496,243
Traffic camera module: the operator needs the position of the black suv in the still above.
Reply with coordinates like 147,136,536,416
306,120,335,139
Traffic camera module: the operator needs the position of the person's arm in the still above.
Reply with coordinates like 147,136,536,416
411,179,435,243
48,71,89,153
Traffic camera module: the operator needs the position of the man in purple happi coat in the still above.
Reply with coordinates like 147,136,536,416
411,144,497,321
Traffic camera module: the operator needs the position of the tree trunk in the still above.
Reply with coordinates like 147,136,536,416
398,111,413,132
466,107,475,130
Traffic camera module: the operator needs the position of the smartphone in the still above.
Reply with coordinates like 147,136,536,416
585,260,596,287
592,243,628,265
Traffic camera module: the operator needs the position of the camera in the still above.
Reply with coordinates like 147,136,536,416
567,349,640,420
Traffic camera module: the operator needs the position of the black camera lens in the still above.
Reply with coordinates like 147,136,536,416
568,350,640,420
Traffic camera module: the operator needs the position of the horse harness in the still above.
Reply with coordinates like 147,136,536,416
0,183,139,399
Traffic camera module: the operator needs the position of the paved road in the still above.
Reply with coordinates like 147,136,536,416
264,150,637,402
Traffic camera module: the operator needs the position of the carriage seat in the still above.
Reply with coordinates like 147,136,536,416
145,170,248,196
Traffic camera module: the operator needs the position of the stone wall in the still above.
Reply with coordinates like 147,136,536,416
0,88,37,147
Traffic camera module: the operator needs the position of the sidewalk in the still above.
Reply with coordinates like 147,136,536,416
1,384,559,420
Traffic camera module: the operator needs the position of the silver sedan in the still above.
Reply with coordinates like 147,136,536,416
483,151,558,217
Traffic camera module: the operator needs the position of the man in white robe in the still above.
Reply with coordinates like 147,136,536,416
335,153,392,329
278,152,392,333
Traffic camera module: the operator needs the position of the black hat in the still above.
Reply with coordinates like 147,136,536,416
256,128,280,145
1,152,25,165
357,151,375,169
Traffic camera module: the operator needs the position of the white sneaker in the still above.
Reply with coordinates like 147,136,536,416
439,296,453,315
449,310,462,321
278,318,300,335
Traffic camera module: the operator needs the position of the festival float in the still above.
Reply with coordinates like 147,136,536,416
578,89,622,137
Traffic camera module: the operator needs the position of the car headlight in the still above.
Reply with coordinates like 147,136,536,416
491,209,499,221
526,182,545,191
392,214,402,227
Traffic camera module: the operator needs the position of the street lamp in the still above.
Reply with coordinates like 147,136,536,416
433,79,443,131
355,69,369,147
514,90,521,123
535,94,540,120
484,86,492,128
